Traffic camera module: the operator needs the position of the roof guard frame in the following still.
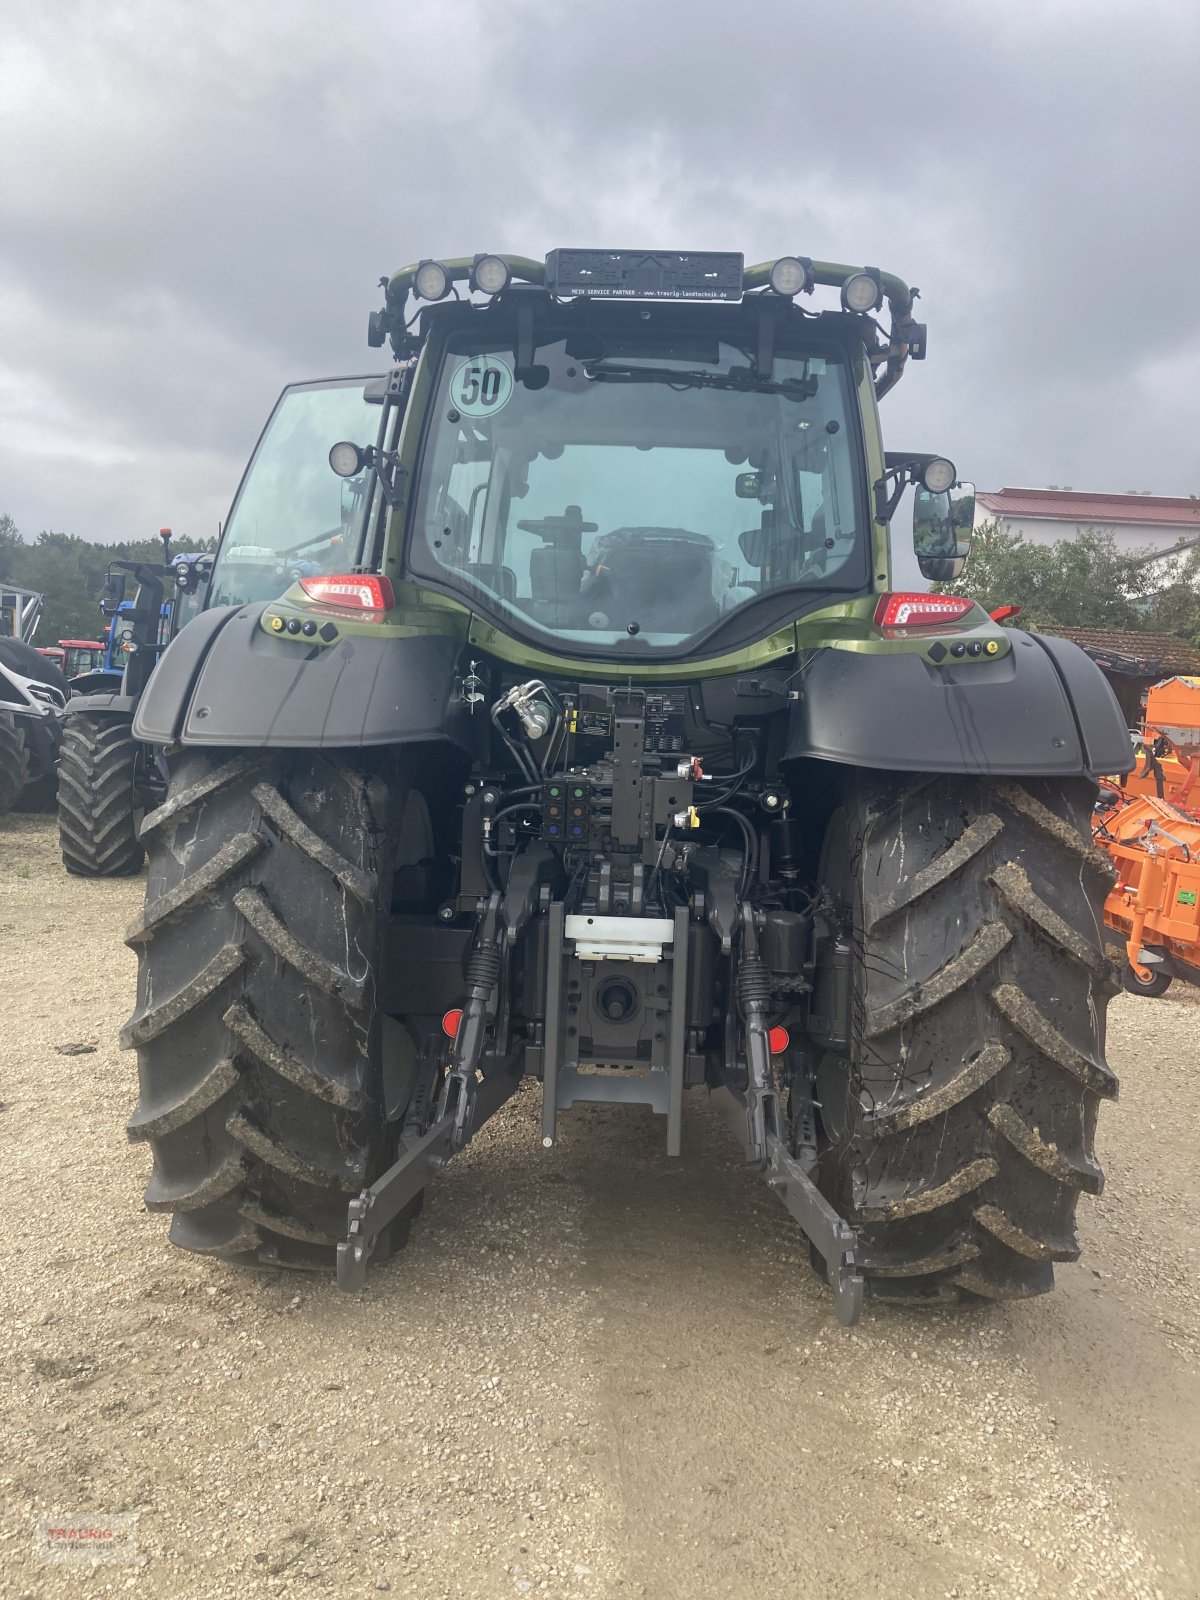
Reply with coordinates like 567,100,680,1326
376,254,923,398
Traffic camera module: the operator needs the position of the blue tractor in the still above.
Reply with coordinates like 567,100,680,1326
57,532,212,875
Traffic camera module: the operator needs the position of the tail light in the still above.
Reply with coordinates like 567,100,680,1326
298,574,395,612
873,592,976,631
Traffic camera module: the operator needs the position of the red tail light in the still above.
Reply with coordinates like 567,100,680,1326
298,574,395,612
873,592,976,631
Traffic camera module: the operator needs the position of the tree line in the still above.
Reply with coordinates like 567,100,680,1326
0,515,217,645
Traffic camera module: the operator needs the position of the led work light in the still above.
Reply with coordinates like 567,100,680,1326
841,271,884,313
470,254,511,295
329,441,367,478
414,260,451,301
920,457,957,494
768,256,812,297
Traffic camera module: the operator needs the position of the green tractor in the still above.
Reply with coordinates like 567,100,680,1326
122,251,1129,1323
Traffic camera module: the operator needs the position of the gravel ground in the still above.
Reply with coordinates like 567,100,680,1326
1,813,1197,1599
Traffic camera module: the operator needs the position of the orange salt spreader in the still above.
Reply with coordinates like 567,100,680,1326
1095,677,1200,996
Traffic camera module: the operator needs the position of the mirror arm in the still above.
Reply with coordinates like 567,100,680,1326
351,374,409,567
370,449,406,509
873,465,913,524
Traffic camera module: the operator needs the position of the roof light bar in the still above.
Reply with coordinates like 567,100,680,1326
874,593,976,631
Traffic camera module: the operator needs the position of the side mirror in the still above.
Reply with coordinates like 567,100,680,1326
738,526,768,567
101,570,127,613
735,472,764,500
913,482,975,581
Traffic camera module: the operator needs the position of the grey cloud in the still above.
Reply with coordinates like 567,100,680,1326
1,0,1197,543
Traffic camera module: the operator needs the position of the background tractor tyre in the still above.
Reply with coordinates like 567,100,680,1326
15,769,59,812
1121,961,1172,998
58,714,145,876
122,749,417,1270
0,711,30,814
814,773,1119,1305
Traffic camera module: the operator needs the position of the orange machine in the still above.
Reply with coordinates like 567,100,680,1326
1123,676,1200,812
1095,792,1200,996
1093,676,1200,996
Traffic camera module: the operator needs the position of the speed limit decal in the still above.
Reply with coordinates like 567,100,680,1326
450,355,514,418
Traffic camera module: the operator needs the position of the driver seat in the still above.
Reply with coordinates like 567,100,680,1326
590,528,720,635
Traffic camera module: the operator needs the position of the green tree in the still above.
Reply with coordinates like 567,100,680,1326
0,514,23,584
0,517,217,645
944,522,1200,643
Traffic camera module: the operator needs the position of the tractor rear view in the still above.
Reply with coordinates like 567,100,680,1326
121,251,1129,1321
57,535,212,875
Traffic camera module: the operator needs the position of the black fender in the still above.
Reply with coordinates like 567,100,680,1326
66,670,125,698
784,630,1133,777
64,691,138,719
0,636,68,701
132,602,478,754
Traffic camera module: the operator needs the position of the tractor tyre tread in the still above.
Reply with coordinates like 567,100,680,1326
819,774,1116,1305
0,710,30,814
122,750,410,1270
57,712,144,876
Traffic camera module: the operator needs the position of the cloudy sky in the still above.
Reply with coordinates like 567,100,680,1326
2,0,1198,544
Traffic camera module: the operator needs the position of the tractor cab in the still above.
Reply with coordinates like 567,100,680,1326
59,640,105,677
82,538,214,694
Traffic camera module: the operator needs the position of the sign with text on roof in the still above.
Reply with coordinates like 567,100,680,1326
545,250,744,301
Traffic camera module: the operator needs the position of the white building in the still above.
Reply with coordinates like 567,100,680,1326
974,487,1200,556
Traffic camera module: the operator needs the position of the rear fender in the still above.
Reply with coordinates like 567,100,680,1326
133,603,478,753
66,670,125,697
785,630,1133,777
0,637,68,714
64,691,139,718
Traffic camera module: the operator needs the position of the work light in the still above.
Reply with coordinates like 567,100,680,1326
329,441,367,478
921,457,957,494
471,254,511,295
768,256,812,297
414,260,451,301
841,271,883,313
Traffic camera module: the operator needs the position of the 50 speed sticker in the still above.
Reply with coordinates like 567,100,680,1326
450,356,514,418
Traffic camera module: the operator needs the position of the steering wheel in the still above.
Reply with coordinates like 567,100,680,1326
516,505,598,545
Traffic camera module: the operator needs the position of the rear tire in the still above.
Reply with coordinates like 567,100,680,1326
58,713,144,876
815,773,1118,1304
0,712,30,814
121,749,415,1269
